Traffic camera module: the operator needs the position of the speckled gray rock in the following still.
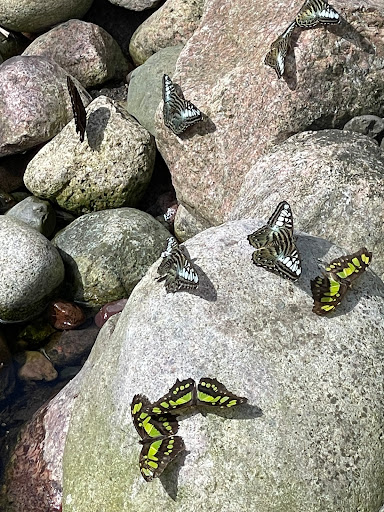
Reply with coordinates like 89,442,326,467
23,20,129,88
108,0,162,10
230,130,384,280
0,56,91,157
63,220,384,512
344,115,384,139
155,1,384,226
127,45,183,135
0,217,65,323
173,203,211,241
24,96,155,214
5,196,56,237
52,208,171,305
129,0,205,65
0,0,93,33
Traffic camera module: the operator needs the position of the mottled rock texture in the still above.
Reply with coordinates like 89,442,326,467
24,96,155,214
15,351,58,381
343,114,384,139
23,20,129,87
52,208,171,305
0,217,64,323
230,130,384,280
5,196,56,237
127,45,183,135
108,0,162,10
0,0,93,33
0,56,91,157
129,0,205,65
63,220,384,512
155,1,384,226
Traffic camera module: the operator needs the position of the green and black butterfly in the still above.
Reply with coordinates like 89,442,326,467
67,76,87,143
149,378,247,415
264,22,296,79
311,247,372,316
247,201,302,281
131,394,185,481
157,236,199,293
295,0,340,28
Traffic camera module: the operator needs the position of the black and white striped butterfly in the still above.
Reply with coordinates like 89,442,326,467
162,74,203,135
67,76,87,142
157,236,199,293
264,22,296,79
295,0,340,28
247,201,302,281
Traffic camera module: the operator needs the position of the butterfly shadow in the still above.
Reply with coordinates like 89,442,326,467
180,114,217,139
196,403,263,421
326,17,375,55
180,247,218,302
85,107,111,151
159,448,189,500
295,234,383,318
283,30,301,90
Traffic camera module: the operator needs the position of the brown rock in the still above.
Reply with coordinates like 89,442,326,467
44,323,100,366
16,351,58,382
94,299,128,327
155,1,384,226
48,300,86,330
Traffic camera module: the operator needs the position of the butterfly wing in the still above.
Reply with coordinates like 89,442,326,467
326,247,372,285
150,378,196,415
157,237,199,293
196,378,247,408
162,74,202,135
66,76,86,142
139,435,185,481
295,0,340,28
131,394,179,439
311,273,349,315
251,245,302,281
264,23,296,79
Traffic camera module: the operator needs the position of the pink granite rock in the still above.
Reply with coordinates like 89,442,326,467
155,1,384,226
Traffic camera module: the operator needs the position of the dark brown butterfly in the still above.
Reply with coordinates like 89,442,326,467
66,76,87,142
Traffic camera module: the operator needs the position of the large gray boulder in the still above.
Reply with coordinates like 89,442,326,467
0,217,64,323
24,96,155,214
52,208,171,305
230,130,384,280
62,220,384,512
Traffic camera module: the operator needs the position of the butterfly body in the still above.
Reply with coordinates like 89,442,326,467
247,201,302,281
264,22,296,79
157,236,199,293
162,74,202,135
295,0,340,28
311,247,372,315
66,76,87,142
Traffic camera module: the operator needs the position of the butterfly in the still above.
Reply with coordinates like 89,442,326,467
311,247,372,315
131,394,185,481
67,76,87,142
264,22,296,79
247,201,302,281
162,74,203,135
157,236,199,293
149,378,247,415
295,0,340,28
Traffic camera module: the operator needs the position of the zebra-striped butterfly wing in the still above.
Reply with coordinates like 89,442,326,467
295,0,340,28
162,74,203,135
247,201,302,281
264,22,296,79
157,236,199,293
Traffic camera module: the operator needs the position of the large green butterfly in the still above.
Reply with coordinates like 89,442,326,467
311,247,372,315
149,378,247,415
131,394,184,481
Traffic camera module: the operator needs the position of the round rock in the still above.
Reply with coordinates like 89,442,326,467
5,196,56,237
0,217,65,323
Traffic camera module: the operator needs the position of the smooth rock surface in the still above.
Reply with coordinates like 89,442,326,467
0,56,91,157
63,220,384,512
108,0,162,10
5,196,56,237
23,19,129,88
129,0,204,65
15,351,58,381
230,130,384,280
127,45,183,135
0,217,65,323
0,0,93,33
52,208,171,305
24,96,155,214
155,1,384,226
